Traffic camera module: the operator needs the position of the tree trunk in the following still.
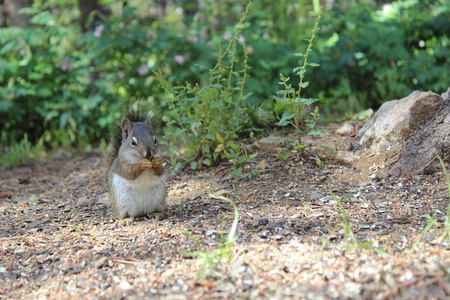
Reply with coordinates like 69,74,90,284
381,90,450,178
78,0,111,89
78,0,110,32
5,0,33,27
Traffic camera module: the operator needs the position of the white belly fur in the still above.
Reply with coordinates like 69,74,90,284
111,170,167,218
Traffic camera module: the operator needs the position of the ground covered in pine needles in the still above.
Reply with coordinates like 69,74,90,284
1,123,450,299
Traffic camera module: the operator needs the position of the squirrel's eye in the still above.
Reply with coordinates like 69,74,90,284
131,137,137,147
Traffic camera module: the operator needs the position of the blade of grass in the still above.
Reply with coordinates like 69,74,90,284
436,153,450,242
409,214,438,254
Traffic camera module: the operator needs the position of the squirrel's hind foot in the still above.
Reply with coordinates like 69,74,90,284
146,212,165,221
116,216,135,226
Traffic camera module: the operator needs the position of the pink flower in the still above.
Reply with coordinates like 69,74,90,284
93,24,104,38
60,57,72,71
137,63,149,75
238,35,245,43
174,55,185,65
187,36,198,43
222,31,232,40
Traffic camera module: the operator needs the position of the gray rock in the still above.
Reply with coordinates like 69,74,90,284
336,122,354,136
441,87,450,102
358,91,443,153
309,192,322,201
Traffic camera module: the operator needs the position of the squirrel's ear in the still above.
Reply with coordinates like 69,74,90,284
121,118,133,139
145,114,153,129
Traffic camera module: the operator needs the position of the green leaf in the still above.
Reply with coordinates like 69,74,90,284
203,134,215,140
353,108,373,120
274,101,287,115
275,112,295,127
261,136,285,142
248,152,258,160
0,100,12,111
276,89,294,95
19,7,39,15
298,82,309,88
30,11,56,25
191,161,198,170
28,72,44,80
202,145,210,154
308,129,328,135
320,145,336,156
294,98,319,105
308,63,321,67
277,151,294,160
240,92,254,101
294,144,307,150
174,128,186,138
215,132,224,144
36,87,52,97
278,77,290,84
294,53,304,57
202,158,212,166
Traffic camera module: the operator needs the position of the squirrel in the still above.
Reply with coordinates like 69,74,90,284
105,108,167,222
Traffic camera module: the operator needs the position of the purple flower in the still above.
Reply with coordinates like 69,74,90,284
137,63,149,76
238,35,245,43
60,57,72,71
187,36,198,43
222,31,232,40
93,24,104,38
174,55,185,65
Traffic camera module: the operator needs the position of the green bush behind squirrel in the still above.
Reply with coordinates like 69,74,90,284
105,107,167,221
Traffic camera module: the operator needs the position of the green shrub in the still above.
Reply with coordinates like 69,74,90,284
0,8,91,145
0,134,45,168
311,0,449,112
156,1,253,173
0,0,447,151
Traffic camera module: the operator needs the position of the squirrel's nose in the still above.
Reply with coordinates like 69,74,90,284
143,148,153,159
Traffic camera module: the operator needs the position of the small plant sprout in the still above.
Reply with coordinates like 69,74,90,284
332,192,389,256
409,214,438,254
179,190,240,279
410,153,450,253
270,9,328,159
436,153,450,243
274,9,325,151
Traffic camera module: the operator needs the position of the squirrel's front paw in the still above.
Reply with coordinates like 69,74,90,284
139,158,153,170
151,157,163,169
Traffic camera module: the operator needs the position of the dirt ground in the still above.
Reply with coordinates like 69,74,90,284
1,123,450,299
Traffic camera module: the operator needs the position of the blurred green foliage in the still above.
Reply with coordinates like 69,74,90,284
312,0,449,114
156,1,254,173
0,0,448,150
